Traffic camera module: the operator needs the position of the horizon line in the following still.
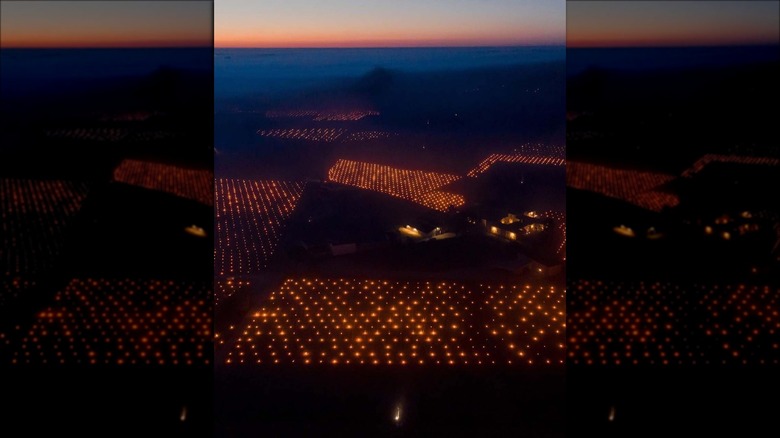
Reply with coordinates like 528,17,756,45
214,43,566,50
568,42,780,49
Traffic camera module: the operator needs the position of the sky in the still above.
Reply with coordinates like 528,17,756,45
568,1,780,48
0,1,213,48
215,0,565,48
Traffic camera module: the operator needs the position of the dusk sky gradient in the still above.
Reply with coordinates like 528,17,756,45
215,0,565,48
568,1,780,48
0,1,212,48
3,1,774,49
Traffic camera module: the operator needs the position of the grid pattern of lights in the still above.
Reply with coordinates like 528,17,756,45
46,127,129,142
467,153,565,177
257,128,347,142
327,159,464,212
314,110,379,121
265,110,379,121
8,278,211,366
508,143,565,158
112,159,213,206
568,280,780,366
344,131,397,142
222,278,565,366
265,110,319,119
682,154,780,177
566,161,679,212
1,179,89,275
215,179,305,275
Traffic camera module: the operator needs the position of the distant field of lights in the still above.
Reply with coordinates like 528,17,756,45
215,179,306,275
539,210,566,259
113,159,213,206
46,127,129,143
566,161,679,212
327,159,464,212
568,280,780,366
1,179,89,276
220,278,565,366
467,151,565,177
343,131,397,142
7,278,211,366
682,154,780,177
257,128,347,143
510,143,565,158
265,109,379,121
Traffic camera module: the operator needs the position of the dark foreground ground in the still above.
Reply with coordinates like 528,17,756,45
567,366,780,437
216,366,564,437
1,367,213,436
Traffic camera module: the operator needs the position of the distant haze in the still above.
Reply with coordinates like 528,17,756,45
215,0,564,48
215,46,565,99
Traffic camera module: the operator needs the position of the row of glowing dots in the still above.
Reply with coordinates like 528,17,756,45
682,154,780,177
257,128,347,142
0,278,37,306
214,179,305,275
46,127,129,142
509,143,565,158
327,159,464,212
113,159,213,206
1,179,89,275
567,281,780,365
538,210,566,257
466,153,565,177
344,131,396,141
566,161,678,212
2,277,37,290
11,278,212,365
223,279,565,365
214,278,251,306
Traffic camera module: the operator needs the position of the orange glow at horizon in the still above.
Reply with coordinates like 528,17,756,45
216,39,558,49
214,0,564,49
2,38,211,49
2,29,211,49
0,1,212,49
215,32,562,49
567,1,780,48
